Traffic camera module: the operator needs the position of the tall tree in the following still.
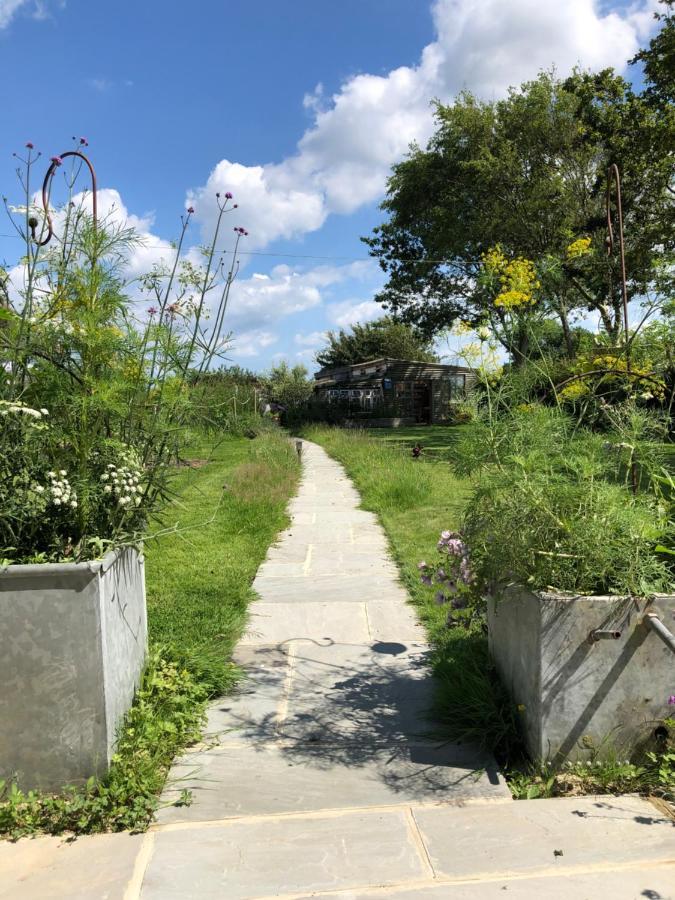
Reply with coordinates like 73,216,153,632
364,64,674,360
315,316,438,368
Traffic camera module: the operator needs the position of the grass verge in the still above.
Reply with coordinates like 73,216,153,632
0,428,299,839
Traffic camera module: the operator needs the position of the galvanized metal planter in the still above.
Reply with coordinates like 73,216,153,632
487,586,675,762
0,548,147,791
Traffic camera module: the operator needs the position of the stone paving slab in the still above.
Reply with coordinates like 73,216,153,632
294,864,675,899
241,601,371,643
156,742,506,824
143,810,426,899
274,524,386,546
414,795,675,881
0,832,144,899
367,600,426,642
284,641,437,744
200,644,288,744
253,574,410,603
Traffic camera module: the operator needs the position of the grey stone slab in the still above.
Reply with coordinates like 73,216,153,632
240,602,371,644
275,525,354,545
312,510,380,524
289,497,360,511
282,641,438,745
143,810,425,899
201,645,288,744
157,741,508,824
414,795,675,881
0,832,144,900
367,601,426,642
255,560,307,578
253,574,409,603
309,551,399,577
289,512,316,524
264,541,310,562
295,866,675,899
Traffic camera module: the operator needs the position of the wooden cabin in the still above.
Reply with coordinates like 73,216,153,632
313,357,476,426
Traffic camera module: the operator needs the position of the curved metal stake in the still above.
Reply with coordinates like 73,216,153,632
29,150,98,246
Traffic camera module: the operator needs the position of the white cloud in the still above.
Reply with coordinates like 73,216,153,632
0,0,61,28
228,329,278,358
326,299,383,329
191,0,658,250
225,261,375,333
294,330,327,347
0,0,29,28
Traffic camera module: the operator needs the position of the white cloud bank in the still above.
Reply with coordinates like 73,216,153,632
0,0,29,28
0,0,60,28
190,0,658,250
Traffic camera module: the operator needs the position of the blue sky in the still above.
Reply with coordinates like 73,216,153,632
0,0,660,371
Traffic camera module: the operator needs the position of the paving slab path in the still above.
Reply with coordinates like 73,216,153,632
2,440,674,899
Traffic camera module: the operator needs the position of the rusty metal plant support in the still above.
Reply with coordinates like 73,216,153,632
605,163,631,368
606,163,641,495
29,151,98,246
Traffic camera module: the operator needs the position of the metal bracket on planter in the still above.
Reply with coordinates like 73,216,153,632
644,613,675,655
588,628,622,643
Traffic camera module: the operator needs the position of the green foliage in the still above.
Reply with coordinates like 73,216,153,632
263,362,314,425
464,463,671,596
187,367,265,437
315,316,438,368
365,64,674,357
0,648,208,839
509,721,675,802
1,151,248,563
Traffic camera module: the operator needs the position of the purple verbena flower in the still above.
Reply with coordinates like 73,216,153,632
187,206,195,214
25,141,34,149
434,591,446,606
225,191,233,199
669,695,675,706
50,156,63,167
147,306,158,316
80,137,88,146
417,561,428,570
421,574,432,587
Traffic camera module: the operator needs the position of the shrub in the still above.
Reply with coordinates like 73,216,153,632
463,457,672,597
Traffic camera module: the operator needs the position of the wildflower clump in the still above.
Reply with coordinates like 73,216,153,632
566,236,592,260
418,530,482,628
101,459,143,509
481,245,540,310
46,471,77,509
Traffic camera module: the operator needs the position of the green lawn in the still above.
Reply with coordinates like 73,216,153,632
145,428,300,694
365,424,471,464
300,424,521,762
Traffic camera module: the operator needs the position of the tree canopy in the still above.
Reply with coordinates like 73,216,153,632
263,362,314,410
363,25,674,363
315,316,438,368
